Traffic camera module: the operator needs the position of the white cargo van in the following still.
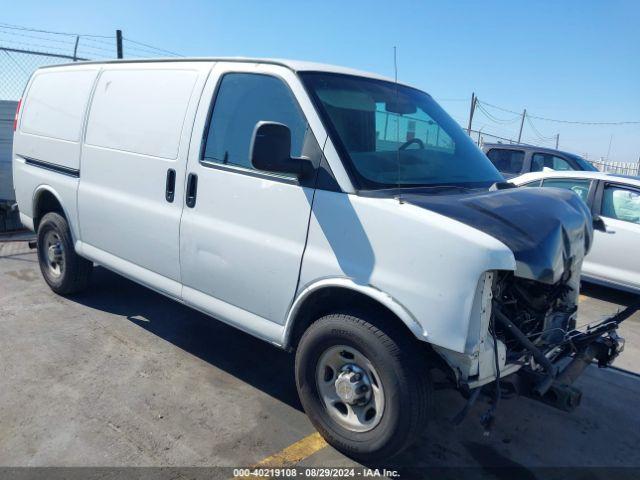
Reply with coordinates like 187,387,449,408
12,58,628,460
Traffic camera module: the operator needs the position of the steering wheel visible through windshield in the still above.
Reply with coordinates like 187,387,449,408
301,72,503,190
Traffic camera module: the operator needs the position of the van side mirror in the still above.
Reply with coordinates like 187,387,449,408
250,121,311,178
592,214,606,232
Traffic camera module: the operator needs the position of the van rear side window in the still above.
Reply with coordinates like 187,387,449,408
20,69,98,142
85,69,198,159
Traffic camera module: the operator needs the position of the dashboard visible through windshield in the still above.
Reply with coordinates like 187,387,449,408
301,72,503,190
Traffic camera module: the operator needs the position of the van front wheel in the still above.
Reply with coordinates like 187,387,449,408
37,212,92,295
295,313,432,461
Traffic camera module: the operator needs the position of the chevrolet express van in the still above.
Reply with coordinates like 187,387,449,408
12,58,627,460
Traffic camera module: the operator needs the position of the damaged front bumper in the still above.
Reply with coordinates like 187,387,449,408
504,304,632,412
449,300,636,431
463,301,634,413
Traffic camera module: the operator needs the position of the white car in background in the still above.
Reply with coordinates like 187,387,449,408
512,171,640,293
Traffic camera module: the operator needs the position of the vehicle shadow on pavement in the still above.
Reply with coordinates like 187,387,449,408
70,266,640,471
72,266,303,411
383,364,640,472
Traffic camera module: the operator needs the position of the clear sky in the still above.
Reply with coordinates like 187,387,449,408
5,0,640,163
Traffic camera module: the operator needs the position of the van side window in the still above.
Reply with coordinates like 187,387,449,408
202,73,307,173
485,149,524,174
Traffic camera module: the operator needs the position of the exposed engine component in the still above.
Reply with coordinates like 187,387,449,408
458,269,636,432
492,271,576,359
490,270,636,410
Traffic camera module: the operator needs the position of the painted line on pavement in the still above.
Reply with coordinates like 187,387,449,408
235,432,329,479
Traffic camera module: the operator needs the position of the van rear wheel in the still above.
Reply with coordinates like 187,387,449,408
295,313,432,461
37,212,92,295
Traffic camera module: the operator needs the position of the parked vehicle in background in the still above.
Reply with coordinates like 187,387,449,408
512,171,640,294
0,100,21,232
12,58,628,461
483,143,598,179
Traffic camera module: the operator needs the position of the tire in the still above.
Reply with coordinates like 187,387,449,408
295,312,432,462
37,212,93,295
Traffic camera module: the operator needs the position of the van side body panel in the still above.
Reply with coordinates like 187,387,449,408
13,66,100,240
77,62,211,289
295,190,516,353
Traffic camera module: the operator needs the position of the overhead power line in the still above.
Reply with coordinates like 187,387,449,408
475,102,521,125
0,21,114,39
479,100,640,126
123,37,182,57
0,26,77,45
525,115,556,141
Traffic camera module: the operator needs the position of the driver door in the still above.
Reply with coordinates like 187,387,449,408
179,63,325,335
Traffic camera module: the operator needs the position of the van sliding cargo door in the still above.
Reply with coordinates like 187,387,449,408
77,63,211,298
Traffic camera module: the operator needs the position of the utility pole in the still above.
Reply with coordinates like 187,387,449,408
72,35,79,62
606,134,613,160
555,133,559,149
116,29,123,59
517,108,526,143
467,92,476,135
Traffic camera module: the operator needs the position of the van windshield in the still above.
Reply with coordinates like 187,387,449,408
301,72,503,190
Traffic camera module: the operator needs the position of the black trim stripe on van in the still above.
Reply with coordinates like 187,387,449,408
23,157,80,178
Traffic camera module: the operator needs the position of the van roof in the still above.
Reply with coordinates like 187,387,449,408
39,57,398,84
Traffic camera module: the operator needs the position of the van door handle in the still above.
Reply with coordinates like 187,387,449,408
186,173,198,208
165,169,176,202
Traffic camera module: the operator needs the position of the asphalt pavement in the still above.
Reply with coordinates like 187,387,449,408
1,238,639,478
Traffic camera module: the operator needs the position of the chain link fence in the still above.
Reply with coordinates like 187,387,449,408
0,48,89,101
0,23,184,102
0,46,93,232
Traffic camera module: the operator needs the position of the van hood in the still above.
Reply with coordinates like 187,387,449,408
389,187,593,284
